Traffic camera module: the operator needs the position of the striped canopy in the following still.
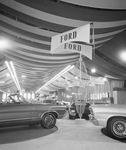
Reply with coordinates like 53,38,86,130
0,0,126,93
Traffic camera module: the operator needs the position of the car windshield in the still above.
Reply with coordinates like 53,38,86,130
42,99,53,104
8,94,30,104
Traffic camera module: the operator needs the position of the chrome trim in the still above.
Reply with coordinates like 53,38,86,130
41,111,59,119
0,117,31,122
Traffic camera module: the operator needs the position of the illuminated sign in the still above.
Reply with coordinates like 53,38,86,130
91,93,109,100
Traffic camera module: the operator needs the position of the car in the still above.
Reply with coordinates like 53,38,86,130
89,104,126,139
42,99,55,104
0,93,67,129
68,102,90,120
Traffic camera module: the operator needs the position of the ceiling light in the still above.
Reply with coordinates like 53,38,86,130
10,61,21,91
5,61,18,88
0,39,10,49
5,61,21,91
91,68,96,73
119,51,126,62
6,73,10,77
103,77,107,81
36,65,74,93
22,75,26,78
75,76,78,79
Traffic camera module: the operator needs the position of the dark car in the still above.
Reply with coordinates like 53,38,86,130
68,102,90,120
0,93,67,129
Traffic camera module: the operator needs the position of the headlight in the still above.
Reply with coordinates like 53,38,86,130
71,110,75,113
69,109,76,116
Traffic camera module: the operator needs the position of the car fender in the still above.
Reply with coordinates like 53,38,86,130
106,115,126,126
96,113,126,127
41,111,59,119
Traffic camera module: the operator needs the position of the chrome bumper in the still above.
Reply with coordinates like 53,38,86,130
89,114,99,126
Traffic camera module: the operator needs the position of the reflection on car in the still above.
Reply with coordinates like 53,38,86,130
68,102,90,120
89,103,126,139
42,99,54,104
0,93,67,129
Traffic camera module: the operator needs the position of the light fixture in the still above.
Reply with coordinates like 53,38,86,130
36,65,74,93
10,61,21,91
91,68,96,73
0,81,5,84
103,77,107,81
5,61,21,91
6,73,10,77
119,51,126,62
0,39,10,49
46,65,74,85
22,75,26,78
75,76,78,79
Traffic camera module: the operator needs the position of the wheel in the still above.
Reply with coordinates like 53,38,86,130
41,113,56,129
107,117,126,139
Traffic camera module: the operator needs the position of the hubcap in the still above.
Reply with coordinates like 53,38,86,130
45,115,54,126
113,121,126,137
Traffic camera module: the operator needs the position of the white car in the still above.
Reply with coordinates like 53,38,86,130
89,104,126,139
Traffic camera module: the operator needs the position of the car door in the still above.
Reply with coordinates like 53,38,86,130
0,98,32,126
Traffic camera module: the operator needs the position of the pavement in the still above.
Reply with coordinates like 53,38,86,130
0,113,126,150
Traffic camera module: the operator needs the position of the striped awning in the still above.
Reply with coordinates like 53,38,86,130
0,0,126,93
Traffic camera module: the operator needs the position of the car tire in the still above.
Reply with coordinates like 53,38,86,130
107,117,126,139
41,113,56,129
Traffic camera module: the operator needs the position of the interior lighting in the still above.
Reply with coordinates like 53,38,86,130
75,76,78,79
0,39,10,49
10,61,21,91
27,93,31,100
46,65,74,85
22,75,26,78
119,51,126,62
36,65,74,93
31,93,35,99
103,77,107,81
5,61,18,89
24,93,27,99
5,61,21,91
6,73,10,77
91,68,96,73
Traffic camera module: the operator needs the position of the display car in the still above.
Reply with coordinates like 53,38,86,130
0,93,67,129
68,102,90,120
89,104,126,139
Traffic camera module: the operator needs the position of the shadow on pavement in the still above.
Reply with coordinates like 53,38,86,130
0,125,58,144
101,128,126,143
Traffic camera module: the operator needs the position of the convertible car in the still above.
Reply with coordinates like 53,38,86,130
0,93,67,129
89,104,126,139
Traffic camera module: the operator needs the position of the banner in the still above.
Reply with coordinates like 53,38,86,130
52,42,92,60
51,24,90,54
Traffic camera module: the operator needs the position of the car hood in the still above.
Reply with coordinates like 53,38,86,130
90,104,126,114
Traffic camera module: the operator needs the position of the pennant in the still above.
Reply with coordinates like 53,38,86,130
51,24,90,53
52,42,92,60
